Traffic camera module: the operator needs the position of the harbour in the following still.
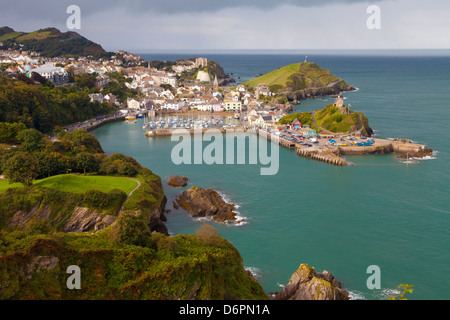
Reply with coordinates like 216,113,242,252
143,118,432,166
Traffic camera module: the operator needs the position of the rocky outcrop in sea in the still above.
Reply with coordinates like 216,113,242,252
168,175,189,187
175,186,239,223
274,264,349,300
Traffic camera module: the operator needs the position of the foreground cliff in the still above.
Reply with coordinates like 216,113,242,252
0,227,268,300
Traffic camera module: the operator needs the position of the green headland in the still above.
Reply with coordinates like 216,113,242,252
244,62,355,102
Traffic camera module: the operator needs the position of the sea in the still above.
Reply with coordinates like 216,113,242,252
91,50,450,300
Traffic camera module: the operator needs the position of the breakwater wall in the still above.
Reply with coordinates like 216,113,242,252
296,148,348,166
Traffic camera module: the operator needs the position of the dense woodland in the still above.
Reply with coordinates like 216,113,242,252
0,73,120,133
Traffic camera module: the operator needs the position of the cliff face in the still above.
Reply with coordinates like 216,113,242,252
275,264,349,300
0,173,168,235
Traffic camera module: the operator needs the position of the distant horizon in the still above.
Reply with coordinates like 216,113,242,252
134,49,450,57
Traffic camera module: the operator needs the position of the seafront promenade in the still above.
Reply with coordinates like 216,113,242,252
64,112,126,132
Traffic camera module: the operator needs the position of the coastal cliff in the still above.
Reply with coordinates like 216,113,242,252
0,230,268,300
0,173,168,235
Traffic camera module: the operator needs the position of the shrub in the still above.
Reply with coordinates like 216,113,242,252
196,224,221,245
115,214,153,248
83,189,109,210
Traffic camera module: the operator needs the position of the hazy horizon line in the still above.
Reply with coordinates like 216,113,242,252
131,48,450,57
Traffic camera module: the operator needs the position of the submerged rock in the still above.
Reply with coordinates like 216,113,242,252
168,176,189,187
175,186,238,223
274,264,349,300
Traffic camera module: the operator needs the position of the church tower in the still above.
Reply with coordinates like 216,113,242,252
213,75,219,92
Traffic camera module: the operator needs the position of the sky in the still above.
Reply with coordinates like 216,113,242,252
1,0,450,52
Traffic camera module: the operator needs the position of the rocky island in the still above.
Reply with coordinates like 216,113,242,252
168,175,189,187
175,186,240,223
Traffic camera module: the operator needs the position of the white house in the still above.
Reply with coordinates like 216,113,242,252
127,98,142,110
31,64,69,86
88,93,104,103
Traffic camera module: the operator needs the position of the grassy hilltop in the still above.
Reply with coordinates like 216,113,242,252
280,103,373,136
0,27,107,58
244,62,354,102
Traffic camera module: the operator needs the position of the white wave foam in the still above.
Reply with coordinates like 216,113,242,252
347,290,366,300
413,155,436,160
244,266,262,280
399,160,418,165
277,283,286,288
380,288,401,299
216,190,248,226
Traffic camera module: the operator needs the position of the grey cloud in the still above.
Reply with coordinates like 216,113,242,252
121,0,389,14
2,0,391,19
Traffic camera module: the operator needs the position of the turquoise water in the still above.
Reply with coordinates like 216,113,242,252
92,53,450,300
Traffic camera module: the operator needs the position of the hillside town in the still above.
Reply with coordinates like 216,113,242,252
0,48,292,130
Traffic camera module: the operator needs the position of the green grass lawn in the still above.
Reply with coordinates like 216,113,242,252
246,63,300,88
0,31,23,41
34,175,139,195
0,175,139,195
0,179,23,193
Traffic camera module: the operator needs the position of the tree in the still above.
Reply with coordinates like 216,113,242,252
196,224,221,245
75,73,97,89
2,151,38,186
74,152,99,175
0,122,27,143
70,129,103,153
17,128,43,152
36,151,67,178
